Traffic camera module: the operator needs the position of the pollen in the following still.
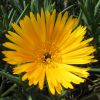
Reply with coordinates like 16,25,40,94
42,52,52,63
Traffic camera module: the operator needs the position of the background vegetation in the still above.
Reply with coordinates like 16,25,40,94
0,0,100,100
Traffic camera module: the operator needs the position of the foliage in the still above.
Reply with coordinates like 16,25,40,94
0,0,100,100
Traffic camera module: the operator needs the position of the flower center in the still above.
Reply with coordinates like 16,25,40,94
43,52,52,63
44,53,51,59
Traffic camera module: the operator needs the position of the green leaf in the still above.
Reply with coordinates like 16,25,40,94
8,8,14,19
44,0,49,11
89,68,100,73
94,0,100,16
1,84,17,97
30,0,39,14
9,0,22,13
61,4,75,13
16,4,29,24
8,10,16,29
44,0,55,13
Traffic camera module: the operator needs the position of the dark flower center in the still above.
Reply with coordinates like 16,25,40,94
43,52,52,63
44,53,51,59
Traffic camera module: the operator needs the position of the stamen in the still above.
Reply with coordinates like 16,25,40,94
44,53,51,59
43,52,52,63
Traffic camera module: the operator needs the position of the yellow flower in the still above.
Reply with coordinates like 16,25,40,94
2,9,96,94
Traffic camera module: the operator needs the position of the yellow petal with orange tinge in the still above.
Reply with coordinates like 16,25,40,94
58,26,86,50
26,66,42,86
13,63,34,74
6,31,36,52
59,38,94,55
61,46,95,56
30,12,42,42
2,9,97,95
28,65,43,80
12,23,23,37
54,12,68,44
40,9,46,41
3,42,27,54
56,17,78,47
48,10,56,41
45,10,50,41
3,58,24,65
51,12,62,42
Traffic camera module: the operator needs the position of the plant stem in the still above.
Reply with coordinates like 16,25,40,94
0,71,23,85
1,84,17,97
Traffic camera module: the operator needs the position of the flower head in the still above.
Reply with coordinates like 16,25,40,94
2,9,96,94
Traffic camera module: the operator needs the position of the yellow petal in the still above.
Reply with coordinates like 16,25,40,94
22,74,28,81
51,12,62,42
48,9,56,41
38,68,45,90
13,63,34,74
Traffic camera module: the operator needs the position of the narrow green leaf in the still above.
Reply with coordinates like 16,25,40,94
23,0,26,9
16,4,29,24
9,11,16,29
30,0,39,14
8,8,14,19
61,4,75,13
0,71,23,85
9,0,22,13
44,0,49,11
94,0,100,16
78,1,91,26
28,96,32,100
1,84,17,97
89,68,100,73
